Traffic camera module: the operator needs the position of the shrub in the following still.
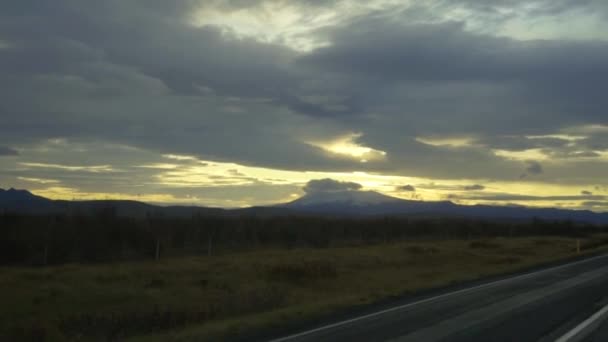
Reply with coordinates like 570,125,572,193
267,260,337,283
469,240,502,249
404,245,439,255
144,278,166,289
532,239,553,246
7,317,67,342
488,256,522,265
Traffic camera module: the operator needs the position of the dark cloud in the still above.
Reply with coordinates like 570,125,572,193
463,184,485,191
452,0,608,20
0,0,372,174
300,17,608,135
520,161,544,179
526,161,543,175
0,1,294,99
301,19,608,85
303,179,362,194
398,184,416,192
0,146,19,156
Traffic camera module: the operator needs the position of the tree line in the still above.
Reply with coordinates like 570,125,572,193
1,208,604,266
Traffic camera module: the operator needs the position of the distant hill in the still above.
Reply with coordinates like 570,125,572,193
0,188,224,218
0,188,48,202
0,188,57,212
1,188,608,224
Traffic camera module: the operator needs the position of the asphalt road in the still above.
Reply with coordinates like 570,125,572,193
269,254,608,342
584,314,608,342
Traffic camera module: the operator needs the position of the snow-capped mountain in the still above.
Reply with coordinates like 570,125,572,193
285,190,404,207
281,190,458,216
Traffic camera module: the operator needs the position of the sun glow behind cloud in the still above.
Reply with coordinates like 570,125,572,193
17,177,60,184
87,153,608,209
31,186,186,204
416,136,476,148
190,0,418,52
492,149,549,161
308,133,387,163
190,0,608,55
191,1,336,51
5,134,608,210
20,162,116,173
13,150,608,211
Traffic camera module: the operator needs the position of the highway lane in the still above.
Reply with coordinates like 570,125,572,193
269,254,608,342
584,313,608,342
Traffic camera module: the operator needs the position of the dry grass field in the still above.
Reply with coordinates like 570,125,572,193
2,235,608,341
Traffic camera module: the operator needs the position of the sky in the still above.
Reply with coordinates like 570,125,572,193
1,0,608,210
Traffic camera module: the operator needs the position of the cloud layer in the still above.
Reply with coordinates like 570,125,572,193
0,0,607,209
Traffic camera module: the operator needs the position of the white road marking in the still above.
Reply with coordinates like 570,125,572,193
269,254,608,342
393,265,608,341
555,302,608,342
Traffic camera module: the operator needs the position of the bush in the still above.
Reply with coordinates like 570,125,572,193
581,237,608,251
469,240,502,249
488,256,522,265
267,260,337,283
7,317,67,342
404,245,440,255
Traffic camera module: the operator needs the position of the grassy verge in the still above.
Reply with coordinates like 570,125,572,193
2,235,608,341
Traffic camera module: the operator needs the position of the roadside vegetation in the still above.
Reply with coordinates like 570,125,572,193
2,212,608,341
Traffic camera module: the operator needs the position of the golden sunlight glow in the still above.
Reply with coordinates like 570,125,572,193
137,163,181,170
31,187,182,203
526,134,586,142
17,177,60,184
20,162,115,173
190,0,414,52
145,155,605,209
14,149,606,211
324,141,385,160
308,133,387,162
162,154,198,161
191,2,334,51
26,156,607,211
493,149,549,161
30,186,288,208
416,136,476,148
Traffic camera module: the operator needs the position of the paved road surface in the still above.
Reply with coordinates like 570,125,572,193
269,254,608,342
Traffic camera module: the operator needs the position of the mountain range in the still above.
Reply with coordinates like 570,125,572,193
1,187,608,224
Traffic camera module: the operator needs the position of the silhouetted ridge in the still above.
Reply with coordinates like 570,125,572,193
0,187,607,224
